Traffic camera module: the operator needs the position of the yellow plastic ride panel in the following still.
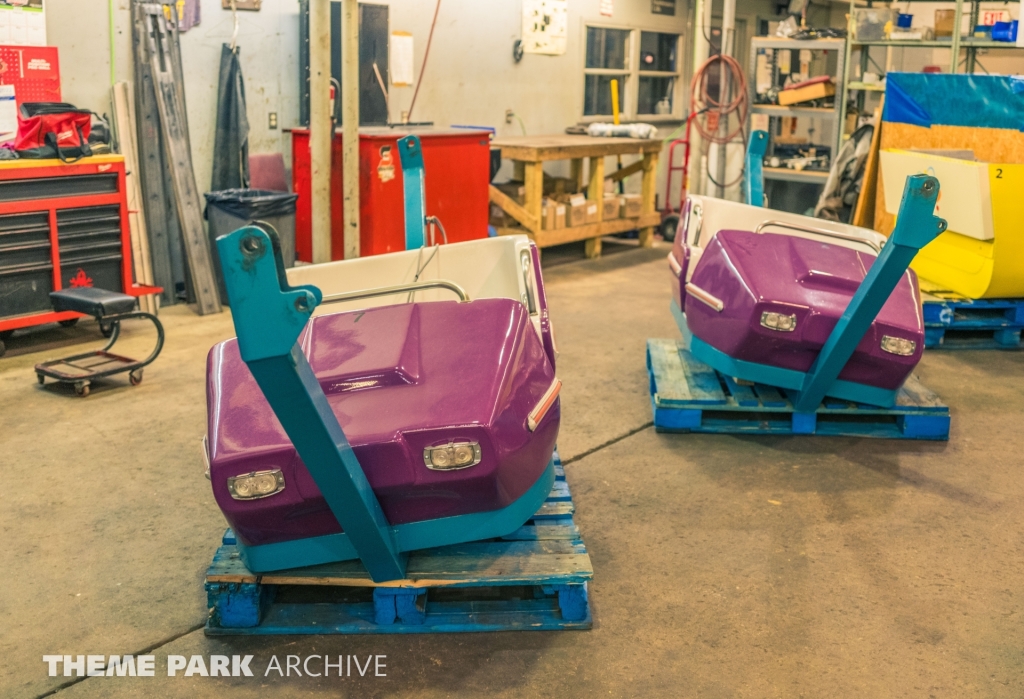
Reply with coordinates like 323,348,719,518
880,149,1024,299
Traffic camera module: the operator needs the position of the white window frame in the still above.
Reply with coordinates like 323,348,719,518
582,24,684,123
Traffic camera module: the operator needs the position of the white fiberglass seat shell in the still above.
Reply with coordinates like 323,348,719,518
679,195,886,282
286,235,548,343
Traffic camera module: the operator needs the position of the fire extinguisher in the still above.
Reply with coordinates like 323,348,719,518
329,78,342,124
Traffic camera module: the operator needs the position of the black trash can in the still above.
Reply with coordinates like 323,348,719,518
204,189,299,305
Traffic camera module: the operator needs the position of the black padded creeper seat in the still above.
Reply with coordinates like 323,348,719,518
50,287,138,318
34,288,164,397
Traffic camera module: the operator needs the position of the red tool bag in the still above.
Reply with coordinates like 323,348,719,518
15,102,93,162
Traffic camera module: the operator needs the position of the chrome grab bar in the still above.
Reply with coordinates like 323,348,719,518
667,252,682,278
755,220,882,254
321,280,470,305
685,282,724,312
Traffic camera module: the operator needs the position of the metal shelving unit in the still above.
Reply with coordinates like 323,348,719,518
838,0,1023,139
747,37,846,188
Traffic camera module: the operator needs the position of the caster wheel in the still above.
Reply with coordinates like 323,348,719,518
37,373,44,385
100,321,118,339
660,214,680,243
59,318,79,328
74,382,90,397
129,369,144,386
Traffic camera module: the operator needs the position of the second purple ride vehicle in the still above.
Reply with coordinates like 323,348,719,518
667,175,947,410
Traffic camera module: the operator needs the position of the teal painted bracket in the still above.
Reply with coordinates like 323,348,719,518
745,130,768,207
236,458,556,574
216,225,407,583
790,174,945,413
399,135,426,250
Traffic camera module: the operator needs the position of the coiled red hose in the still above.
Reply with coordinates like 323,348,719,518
689,53,749,188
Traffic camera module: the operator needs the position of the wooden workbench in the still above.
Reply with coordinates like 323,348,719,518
489,135,662,258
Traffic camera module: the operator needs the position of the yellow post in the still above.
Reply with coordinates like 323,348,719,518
610,79,623,193
610,79,620,125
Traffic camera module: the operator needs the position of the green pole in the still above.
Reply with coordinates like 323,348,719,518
109,0,116,85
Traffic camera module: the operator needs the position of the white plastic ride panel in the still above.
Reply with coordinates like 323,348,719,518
682,195,886,255
880,149,994,242
286,235,546,341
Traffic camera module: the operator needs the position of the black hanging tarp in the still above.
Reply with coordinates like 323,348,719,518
211,44,249,191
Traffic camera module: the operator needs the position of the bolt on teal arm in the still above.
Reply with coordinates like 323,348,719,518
216,225,407,582
745,130,768,207
399,135,426,250
792,174,947,414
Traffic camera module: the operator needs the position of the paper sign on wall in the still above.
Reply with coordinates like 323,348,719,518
522,0,567,56
651,0,676,15
391,31,413,86
600,0,613,16
0,2,46,47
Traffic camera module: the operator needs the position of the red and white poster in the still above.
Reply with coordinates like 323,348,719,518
0,45,60,105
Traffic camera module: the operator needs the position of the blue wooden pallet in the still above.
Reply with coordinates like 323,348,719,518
204,452,593,635
923,296,1024,349
647,339,950,440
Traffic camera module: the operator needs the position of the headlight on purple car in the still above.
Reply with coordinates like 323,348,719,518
423,441,483,471
228,469,286,500
880,335,916,356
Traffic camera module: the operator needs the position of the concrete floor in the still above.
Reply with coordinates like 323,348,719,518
3,243,1024,698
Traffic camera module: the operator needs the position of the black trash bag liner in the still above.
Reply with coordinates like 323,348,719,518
203,189,299,220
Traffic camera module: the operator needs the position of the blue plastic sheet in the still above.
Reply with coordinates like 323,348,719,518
883,73,1024,131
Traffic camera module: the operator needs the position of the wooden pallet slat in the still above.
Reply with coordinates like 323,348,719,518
681,350,728,405
205,451,593,634
648,337,693,403
751,383,787,408
723,376,759,406
647,338,950,440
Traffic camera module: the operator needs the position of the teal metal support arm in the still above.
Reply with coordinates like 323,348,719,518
744,130,768,207
216,225,407,582
399,135,426,250
792,174,947,414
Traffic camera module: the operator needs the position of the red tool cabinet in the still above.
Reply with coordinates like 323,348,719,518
0,156,160,335
290,128,491,261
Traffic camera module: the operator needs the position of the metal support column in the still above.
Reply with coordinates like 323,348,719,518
342,0,361,260
310,0,332,263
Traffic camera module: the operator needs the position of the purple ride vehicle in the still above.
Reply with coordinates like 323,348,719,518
668,184,939,408
203,237,561,573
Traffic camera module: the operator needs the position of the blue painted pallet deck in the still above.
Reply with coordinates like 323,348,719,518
647,339,950,440
204,453,593,635
922,295,1024,349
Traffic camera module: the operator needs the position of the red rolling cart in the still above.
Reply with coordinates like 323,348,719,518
0,155,161,356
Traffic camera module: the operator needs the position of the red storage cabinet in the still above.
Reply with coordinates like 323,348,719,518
290,128,491,261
